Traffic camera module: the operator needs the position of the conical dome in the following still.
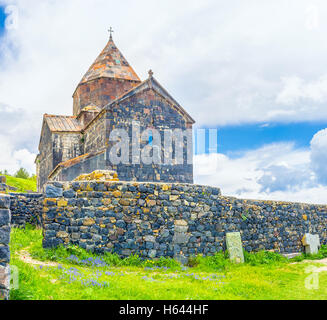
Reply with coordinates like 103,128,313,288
73,34,142,116
79,37,141,84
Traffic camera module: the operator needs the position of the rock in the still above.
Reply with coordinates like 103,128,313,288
83,218,95,226
302,233,320,254
175,220,188,226
63,190,76,198
74,170,119,182
0,247,9,263
45,185,63,198
226,232,244,264
57,231,69,238
144,235,155,242
0,196,10,210
119,199,130,206
175,225,188,233
0,210,10,226
57,199,68,207
148,250,157,258
173,232,190,244
146,200,157,207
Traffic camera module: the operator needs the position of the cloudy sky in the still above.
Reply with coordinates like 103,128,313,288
0,0,327,203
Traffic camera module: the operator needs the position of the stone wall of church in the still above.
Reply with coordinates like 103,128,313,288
37,123,53,192
42,180,327,260
52,132,83,169
83,111,107,154
49,87,194,185
105,88,194,183
0,195,11,300
37,124,83,192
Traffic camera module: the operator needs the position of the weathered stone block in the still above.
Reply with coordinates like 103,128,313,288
83,218,95,226
302,233,320,254
173,232,190,244
0,196,10,210
0,210,10,227
0,246,10,264
46,185,63,198
57,231,69,239
175,220,188,226
0,229,10,245
226,232,244,264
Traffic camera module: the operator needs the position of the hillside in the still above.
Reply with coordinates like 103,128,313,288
4,175,37,193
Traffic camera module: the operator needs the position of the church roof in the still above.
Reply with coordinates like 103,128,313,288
79,36,141,84
48,149,106,179
44,114,82,132
83,74,195,131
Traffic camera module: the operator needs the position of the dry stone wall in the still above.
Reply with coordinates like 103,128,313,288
0,194,10,300
42,180,327,260
9,193,43,227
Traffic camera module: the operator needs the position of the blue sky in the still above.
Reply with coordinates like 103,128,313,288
0,6,5,35
1,0,327,203
194,122,327,156
217,122,327,156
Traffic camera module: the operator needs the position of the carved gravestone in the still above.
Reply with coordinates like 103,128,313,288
302,233,320,254
226,232,244,263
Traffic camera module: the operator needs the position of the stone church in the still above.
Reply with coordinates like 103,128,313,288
36,32,195,192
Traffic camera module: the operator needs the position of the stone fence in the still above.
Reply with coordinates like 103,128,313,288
9,193,43,228
42,180,327,261
0,194,10,300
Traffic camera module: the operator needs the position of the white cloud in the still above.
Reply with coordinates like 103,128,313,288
0,135,36,174
194,141,327,204
1,0,327,126
0,103,38,174
276,75,327,105
0,0,327,198
311,128,327,184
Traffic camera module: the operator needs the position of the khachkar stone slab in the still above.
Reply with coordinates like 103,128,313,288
302,233,320,254
226,232,244,264
0,194,10,300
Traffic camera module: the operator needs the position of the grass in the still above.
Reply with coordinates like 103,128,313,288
9,226,327,300
4,175,37,193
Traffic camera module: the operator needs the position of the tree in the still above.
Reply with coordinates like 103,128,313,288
14,168,30,179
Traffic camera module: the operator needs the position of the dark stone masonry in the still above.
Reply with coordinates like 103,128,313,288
9,193,43,228
42,180,327,260
0,194,11,300
36,35,195,192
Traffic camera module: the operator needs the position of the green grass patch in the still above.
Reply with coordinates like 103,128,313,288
9,227,327,300
289,245,327,262
4,175,37,193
